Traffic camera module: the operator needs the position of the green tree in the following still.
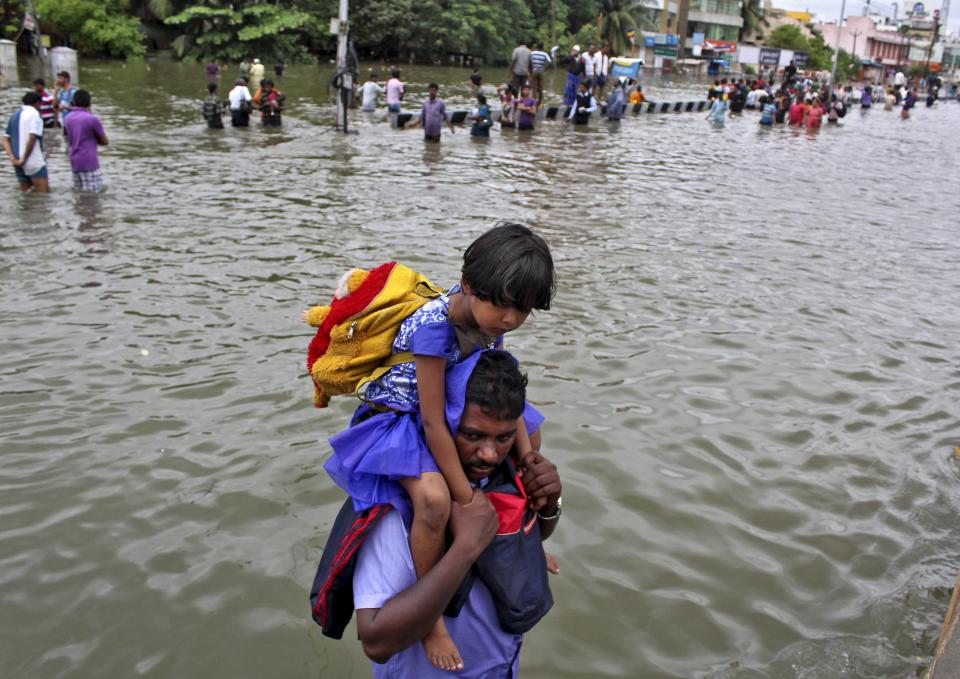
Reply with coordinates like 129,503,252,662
765,24,808,51
164,1,319,61
765,23,835,71
570,22,601,51
565,0,598,35
805,26,836,71
35,0,145,57
597,0,653,56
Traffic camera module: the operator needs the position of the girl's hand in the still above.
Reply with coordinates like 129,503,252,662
300,309,310,323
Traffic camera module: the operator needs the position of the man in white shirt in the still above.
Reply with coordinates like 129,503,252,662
580,44,598,90
361,72,384,112
228,78,253,127
594,45,611,98
3,91,48,192
249,58,265,91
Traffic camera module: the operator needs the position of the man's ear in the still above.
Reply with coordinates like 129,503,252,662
460,277,472,295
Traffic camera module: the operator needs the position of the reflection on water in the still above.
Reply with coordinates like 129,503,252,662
1,59,960,679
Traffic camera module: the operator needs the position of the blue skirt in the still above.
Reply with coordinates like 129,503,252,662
325,402,546,519
325,405,436,518
564,73,580,106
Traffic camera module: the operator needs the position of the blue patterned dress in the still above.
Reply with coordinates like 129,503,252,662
324,287,541,518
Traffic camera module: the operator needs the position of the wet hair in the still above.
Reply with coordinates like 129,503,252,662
73,89,91,108
428,82,439,90
262,79,274,87
207,82,218,93
22,91,41,106
477,93,487,105
462,222,555,312
391,69,400,78
464,351,527,421
536,42,544,50
33,78,45,87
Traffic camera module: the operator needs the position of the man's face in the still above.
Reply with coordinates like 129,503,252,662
428,87,438,99
56,75,66,87
455,404,518,482
33,83,43,94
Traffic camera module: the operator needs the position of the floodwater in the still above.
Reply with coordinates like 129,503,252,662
2,59,959,678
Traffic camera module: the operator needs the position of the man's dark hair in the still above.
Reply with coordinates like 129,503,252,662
22,91,41,106
428,82,439,90
262,79,274,87
464,351,527,421
57,71,71,80
462,222,555,312
73,89,91,108
536,42,544,50
207,82,218,93
33,78,45,87
391,68,400,78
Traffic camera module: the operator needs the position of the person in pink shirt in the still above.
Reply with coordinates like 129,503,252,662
805,96,824,129
386,69,405,113
63,89,108,192
787,98,805,126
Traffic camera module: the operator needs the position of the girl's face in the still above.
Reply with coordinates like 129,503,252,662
462,284,530,337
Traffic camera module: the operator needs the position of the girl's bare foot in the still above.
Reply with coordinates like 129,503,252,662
423,619,463,671
545,551,560,574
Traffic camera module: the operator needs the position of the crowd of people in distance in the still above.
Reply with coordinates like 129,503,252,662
197,41,955,140
203,57,287,129
2,70,107,193
706,69,948,128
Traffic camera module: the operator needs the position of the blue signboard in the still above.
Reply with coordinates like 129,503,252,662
609,58,643,79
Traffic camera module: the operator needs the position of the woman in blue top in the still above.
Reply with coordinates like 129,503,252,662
759,95,776,125
323,223,555,671
468,93,491,138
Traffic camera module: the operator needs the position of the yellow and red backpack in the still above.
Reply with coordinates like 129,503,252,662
305,262,444,407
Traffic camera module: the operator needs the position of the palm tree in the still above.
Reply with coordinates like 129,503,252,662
598,0,656,57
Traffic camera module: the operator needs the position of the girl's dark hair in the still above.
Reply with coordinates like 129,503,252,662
462,223,555,312
477,93,487,105
464,351,527,421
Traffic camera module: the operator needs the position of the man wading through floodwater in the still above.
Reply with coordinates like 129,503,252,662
310,350,562,677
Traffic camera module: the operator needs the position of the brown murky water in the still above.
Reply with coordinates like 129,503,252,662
2,59,960,678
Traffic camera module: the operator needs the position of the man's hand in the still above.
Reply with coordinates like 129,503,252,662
519,451,561,513
11,158,22,167
449,489,497,558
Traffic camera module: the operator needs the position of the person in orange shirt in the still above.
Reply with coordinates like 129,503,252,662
628,83,645,105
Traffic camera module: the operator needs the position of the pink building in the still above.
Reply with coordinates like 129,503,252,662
816,16,880,60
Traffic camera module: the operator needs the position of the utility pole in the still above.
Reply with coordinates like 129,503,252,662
851,30,862,59
830,0,847,90
334,0,351,133
924,9,940,73
675,0,690,62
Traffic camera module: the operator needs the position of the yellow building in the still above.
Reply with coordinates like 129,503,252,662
785,10,812,23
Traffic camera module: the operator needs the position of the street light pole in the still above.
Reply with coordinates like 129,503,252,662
830,0,848,92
